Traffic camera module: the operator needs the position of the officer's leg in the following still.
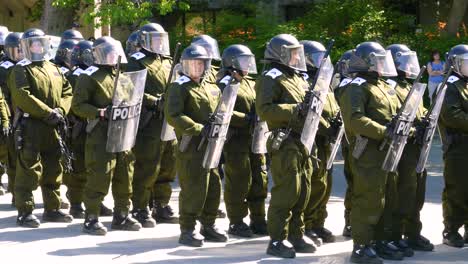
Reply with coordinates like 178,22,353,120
342,143,353,236
288,157,312,240
247,152,268,231
6,134,17,195
66,134,87,207
200,168,225,243
40,135,63,212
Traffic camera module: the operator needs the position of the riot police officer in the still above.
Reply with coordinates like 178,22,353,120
72,36,142,235
218,44,268,237
60,29,84,43
126,23,178,227
256,34,316,258
9,28,74,227
165,44,228,247
341,42,403,263
125,30,141,56
54,39,79,75
439,44,468,247
386,44,434,252
301,40,339,245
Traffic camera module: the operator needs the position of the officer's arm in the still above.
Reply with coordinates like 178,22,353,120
342,85,386,140
440,85,468,133
0,90,9,127
165,83,204,135
9,66,53,119
59,74,73,115
127,59,160,108
71,75,100,119
255,77,297,124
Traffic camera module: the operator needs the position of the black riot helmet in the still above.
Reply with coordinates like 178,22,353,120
386,44,420,79
336,49,354,78
221,44,257,75
71,40,94,68
348,41,397,77
126,30,141,56
300,40,326,70
264,34,307,71
21,28,50,61
180,44,212,80
4,32,23,62
92,36,127,66
191,34,221,61
139,23,170,56
447,44,468,77
55,39,79,68
61,29,84,43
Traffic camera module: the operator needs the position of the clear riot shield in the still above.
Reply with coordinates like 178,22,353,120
202,79,240,169
251,116,269,154
106,69,147,152
416,82,447,173
49,36,61,60
300,57,334,155
326,124,345,170
382,82,427,172
161,63,183,141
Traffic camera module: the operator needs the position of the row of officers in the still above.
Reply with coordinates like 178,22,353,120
0,23,466,264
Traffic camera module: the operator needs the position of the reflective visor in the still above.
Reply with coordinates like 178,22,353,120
141,31,170,56
21,36,51,61
93,40,128,65
192,38,221,60
232,54,257,74
306,51,326,68
395,51,420,79
455,53,468,77
181,59,211,80
369,50,397,77
280,44,307,72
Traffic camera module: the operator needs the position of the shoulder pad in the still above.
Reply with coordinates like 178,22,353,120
59,67,70,74
219,75,232,85
83,66,99,76
265,68,283,79
385,79,397,89
302,72,309,81
174,75,191,85
447,75,460,84
131,52,146,60
16,59,31,67
0,60,14,69
73,68,85,76
339,77,352,87
351,77,366,86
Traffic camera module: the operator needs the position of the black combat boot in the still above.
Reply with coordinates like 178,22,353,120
69,203,85,219
311,227,336,243
375,240,404,261
200,224,228,242
464,228,468,244
132,208,156,228
250,220,268,235
228,222,253,238
60,200,70,210
266,240,296,258
343,225,352,238
82,214,107,235
350,244,383,264
288,236,316,253
179,229,204,247
100,203,113,216
391,240,414,257
42,209,73,223
305,229,323,246
406,235,434,251
152,203,178,223
17,212,40,228
111,212,142,231
443,229,464,248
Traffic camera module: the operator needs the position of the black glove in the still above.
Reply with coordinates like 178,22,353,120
200,123,211,138
44,108,65,126
98,106,112,120
413,122,427,145
149,96,164,112
297,102,309,117
303,91,312,106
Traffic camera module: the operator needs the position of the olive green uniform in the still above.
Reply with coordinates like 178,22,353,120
71,65,135,216
0,59,14,193
340,73,400,245
256,64,312,241
439,74,468,232
304,83,340,230
63,67,88,205
165,74,221,231
218,75,268,225
126,50,177,210
8,59,73,213
388,77,426,240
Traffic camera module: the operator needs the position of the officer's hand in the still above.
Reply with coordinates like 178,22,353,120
44,108,65,126
303,91,312,106
413,125,426,145
200,124,211,138
1,124,10,137
297,103,309,118
149,96,164,112
98,106,112,120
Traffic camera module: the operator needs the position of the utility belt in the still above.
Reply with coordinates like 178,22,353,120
139,107,163,130
270,128,300,151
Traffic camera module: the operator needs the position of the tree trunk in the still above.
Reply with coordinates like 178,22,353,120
445,0,468,37
40,0,75,36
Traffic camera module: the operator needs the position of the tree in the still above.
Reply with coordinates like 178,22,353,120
445,0,468,37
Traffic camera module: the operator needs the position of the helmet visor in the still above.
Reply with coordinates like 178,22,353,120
5,46,24,62
455,53,468,77
394,51,420,79
369,50,397,77
233,54,257,74
192,38,221,60
93,40,128,65
21,36,51,61
181,59,211,79
305,50,326,69
141,31,170,56
280,45,307,72
56,47,73,66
